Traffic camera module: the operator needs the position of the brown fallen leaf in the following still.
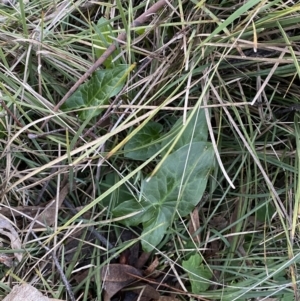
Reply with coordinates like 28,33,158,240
32,184,69,228
0,184,70,229
129,284,160,301
0,214,22,263
2,284,65,301
120,230,139,266
101,264,142,301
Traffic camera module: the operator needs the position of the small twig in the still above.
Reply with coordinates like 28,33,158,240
78,101,121,142
63,199,114,250
27,128,66,139
51,254,76,301
0,99,25,130
276,104,300,115
40,0,167,129
31,232,76,301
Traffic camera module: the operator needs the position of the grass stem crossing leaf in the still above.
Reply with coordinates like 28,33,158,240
114,142,215,252
62,64,130,120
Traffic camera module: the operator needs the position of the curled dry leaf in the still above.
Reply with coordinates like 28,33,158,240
144,256,160,276
101,264,142,300
2,284,65,301
0,214,22,263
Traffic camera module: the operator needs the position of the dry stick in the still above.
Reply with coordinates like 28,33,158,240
31,232,76,301
78,101,120,145
41,0,168,129
0,100,25,130
63,199,114,250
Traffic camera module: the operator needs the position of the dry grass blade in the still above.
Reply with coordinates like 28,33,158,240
41,0,169,129
1,0,300,300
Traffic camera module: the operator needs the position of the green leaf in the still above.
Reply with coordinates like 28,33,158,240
112,199,153,227
124,122,163,160
161,109,208,154
99,172,134,209
0,110,6,139
141,210,171,249
0,106,5,118
62,65,129,121
256,201,276,222
182,254,212,294
93,17,121,68
281,293,295,301
114,109,214,251
114,142,214,251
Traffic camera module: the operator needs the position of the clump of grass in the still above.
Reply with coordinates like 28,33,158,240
0,0,300,300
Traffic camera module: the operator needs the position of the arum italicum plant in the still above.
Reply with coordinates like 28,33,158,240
0,0,300,300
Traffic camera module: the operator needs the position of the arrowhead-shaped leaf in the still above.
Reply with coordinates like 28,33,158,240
140,142,214,251
62,65,129,120
114,142,215,252
124,121,163,160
